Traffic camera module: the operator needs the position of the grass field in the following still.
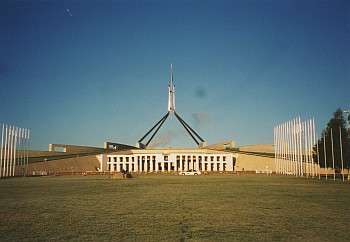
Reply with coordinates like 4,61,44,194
0,174,349,241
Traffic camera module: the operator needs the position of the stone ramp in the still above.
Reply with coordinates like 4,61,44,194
26,155,100,174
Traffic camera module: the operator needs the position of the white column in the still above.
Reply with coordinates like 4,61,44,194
180,155,183,171
167,156,171,172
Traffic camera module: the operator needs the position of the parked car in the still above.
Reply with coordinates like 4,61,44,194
179,170,201,175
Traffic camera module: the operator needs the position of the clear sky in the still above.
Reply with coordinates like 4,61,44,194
1,0,349,150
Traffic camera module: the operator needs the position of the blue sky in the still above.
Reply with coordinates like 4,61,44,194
1,0,349,150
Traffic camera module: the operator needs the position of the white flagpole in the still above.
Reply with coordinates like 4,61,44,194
292,119,297,176
21,128,24,174
0,124,4,178
26,129,30,175
7,125,12,177
8,126,12,177
312,118,318,176
288,121,293,175
309,119,314,177
323,130,327,180
283,123,286,174
274,126,277,174
286,122,289,174
302,121,307,177
316,134,320,179
280,123,283,175
277,124,281,174
298,117,303,176
24,129,27,176
331,128,335,181
296,118,300,176
3,125,8,177
304,121,309,178
13,127,18,176
339,126,344,182
18,128,22,175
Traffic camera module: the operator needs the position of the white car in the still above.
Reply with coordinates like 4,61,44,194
179,170,201,175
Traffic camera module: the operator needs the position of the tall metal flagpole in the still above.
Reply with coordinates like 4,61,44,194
316,134,320,179
277,124,280,174
276,125,281,174
331,128,335,181
9,126,14,177
309,119,314,177
323,130,327,180
13,127,18,177
26,129,30,175
282,123,286,174
0,124,4,178
292,119,297,176
339,126,344,182
298,117,303,176
3,125,8,177
21,128,24,174
6,125,11,177
305,121,309,178
274,127,277,174
18,127,22,176
312,118,317,177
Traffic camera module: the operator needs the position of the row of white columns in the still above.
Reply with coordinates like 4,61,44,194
107,154,229,173
0,124,30,177
274,117,317,177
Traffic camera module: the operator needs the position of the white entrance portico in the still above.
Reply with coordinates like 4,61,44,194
99,148,237,173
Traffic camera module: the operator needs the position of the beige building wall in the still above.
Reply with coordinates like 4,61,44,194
26,155,100,174
235,153,275,172
238,143,274,153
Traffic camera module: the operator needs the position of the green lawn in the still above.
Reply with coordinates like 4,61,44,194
0,174,349,241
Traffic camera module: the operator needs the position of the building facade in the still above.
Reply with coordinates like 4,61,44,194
98,148,237,173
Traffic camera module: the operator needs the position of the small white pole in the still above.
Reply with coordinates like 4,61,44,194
331,128,335,181
339,126,344,182
13,127,18,176
323,130,327,180
316,134,320,179
298,117,303,176
0,124,4,178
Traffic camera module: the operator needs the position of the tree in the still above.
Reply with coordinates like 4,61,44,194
313,108,350,171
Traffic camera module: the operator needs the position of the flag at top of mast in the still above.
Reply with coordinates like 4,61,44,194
168,64,176,116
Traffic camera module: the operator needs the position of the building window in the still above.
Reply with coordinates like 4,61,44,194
164,155,168,161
